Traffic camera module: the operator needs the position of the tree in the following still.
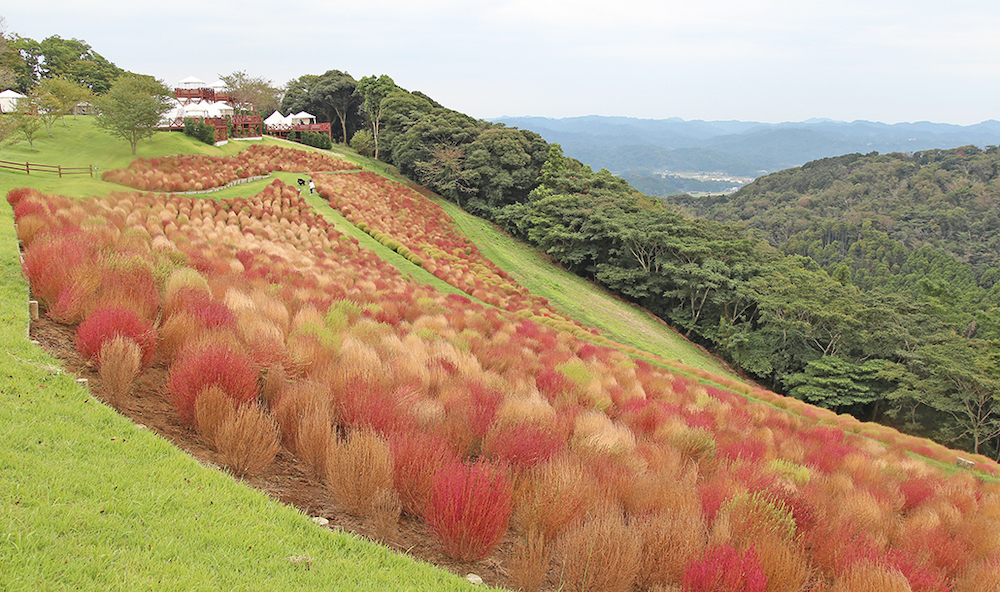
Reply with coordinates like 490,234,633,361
35,89,61,136
461,126,549,213
893,337,1000,455
309,70,358,144
38,77,92,124
282,71,361,144
355,74,396,159
0,16,15,90
94,75,173,154
0,113,18,150
784,357,893,417
219,70,282,115
9,94,42,149
37,35,124,93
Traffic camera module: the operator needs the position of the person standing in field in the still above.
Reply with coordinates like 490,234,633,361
308,178,315,194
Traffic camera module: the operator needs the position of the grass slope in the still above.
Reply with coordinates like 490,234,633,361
433,196,738,379
0,122,480,591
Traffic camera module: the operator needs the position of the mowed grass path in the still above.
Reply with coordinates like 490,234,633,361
0,120,481,591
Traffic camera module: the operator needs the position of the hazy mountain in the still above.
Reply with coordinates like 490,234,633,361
490,116,1000,191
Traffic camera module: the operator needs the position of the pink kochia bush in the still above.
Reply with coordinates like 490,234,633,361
167,339,259,424
681,544,767,592
76,306,158,369
427,460,513,562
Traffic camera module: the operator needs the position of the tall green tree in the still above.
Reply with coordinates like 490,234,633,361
94,75,173,154
37,35,123,93
0,16,15,90
784,357,894,417
461,126,549,214
893,337,1000,455
355,74,396,160
282,71,361,144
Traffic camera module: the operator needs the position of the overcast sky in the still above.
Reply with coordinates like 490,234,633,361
5,1,999,125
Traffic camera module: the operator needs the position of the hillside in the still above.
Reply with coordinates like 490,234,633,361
663,147,1000,453
6,116,1000,591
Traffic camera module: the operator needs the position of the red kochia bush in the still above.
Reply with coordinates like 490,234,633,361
7,187,38,208
167,339,258,424
483,421,566,469
76,306,158,368
681,544,768,592
22,232,92,307
389,430,461,518
427,460,513,562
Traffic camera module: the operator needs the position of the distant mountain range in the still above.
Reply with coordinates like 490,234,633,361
490,116,1000,193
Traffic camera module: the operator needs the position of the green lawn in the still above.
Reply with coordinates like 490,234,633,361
0,122,482,591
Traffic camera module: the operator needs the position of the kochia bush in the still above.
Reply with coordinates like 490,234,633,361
167,338,259,424
76,305,158,369
681,543,768,592
427,460,512,562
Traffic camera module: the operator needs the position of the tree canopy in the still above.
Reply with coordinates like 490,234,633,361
94,75,173,154
6,34,125,93
219,70,282,116
281,70,360,143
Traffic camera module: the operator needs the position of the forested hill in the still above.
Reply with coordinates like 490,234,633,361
667,147,1000,306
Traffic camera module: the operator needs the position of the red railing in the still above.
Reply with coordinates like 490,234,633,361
0,159,93,177
265,122,332,138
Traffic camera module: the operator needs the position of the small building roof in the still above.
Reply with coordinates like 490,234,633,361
264,111,291,125
177,76,207,88
0,89,26,98
290,111,316,123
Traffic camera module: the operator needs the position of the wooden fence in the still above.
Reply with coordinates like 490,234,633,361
0,159,93,177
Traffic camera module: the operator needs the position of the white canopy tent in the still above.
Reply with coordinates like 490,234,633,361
290,111,316,125
209,101,234,117
0,89,26,113
264,111,292,127
177,76,207,89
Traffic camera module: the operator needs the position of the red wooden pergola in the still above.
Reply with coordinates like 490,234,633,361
231,114,263,138
265,122,332,140
174,87,233,104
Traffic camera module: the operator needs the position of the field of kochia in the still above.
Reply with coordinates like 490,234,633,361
8,134,1000,592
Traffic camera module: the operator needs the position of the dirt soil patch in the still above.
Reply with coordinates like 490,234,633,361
30,316,525,591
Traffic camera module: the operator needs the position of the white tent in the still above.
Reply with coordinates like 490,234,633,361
264,111,292,127
177,76,207,88
208,79,227,90
209,101,234,117
160,99,185,125
182,100,212,118
0,89,26,113
290,111,316,125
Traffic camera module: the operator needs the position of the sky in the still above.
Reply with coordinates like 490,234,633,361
5,1,1000,125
